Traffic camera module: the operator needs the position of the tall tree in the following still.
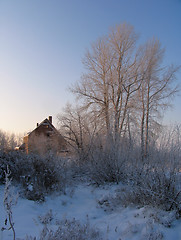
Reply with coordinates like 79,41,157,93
136,39,179,159
71,23,142,141
71,23,179,151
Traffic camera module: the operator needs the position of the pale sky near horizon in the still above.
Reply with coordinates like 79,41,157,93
0,0,181,134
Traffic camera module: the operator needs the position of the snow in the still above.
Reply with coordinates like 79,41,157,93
0,183,181,240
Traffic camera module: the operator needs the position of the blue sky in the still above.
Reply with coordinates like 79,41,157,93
0,0,181,133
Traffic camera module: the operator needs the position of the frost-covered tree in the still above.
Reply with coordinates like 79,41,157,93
71,23,179,152
0,130,22,151
58,104,101,161
71,23,142,142
135,39,179,159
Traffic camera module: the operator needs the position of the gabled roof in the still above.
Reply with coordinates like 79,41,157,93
37,118,55,131
26,117,58,137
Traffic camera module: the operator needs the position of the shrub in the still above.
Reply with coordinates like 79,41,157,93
0,151,68,201
121,164,181,216
25,218,102,240
88,137,140,185
0,151,27,183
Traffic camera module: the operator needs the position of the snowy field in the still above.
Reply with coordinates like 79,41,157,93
0,183,181,240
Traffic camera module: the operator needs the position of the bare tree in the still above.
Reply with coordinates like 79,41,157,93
58,104,100,161
0,130,22,151
0,130,7,151
71,24,179,154
136,39,180,159
71,23,143,142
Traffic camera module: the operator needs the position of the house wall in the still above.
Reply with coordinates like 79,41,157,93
23,135,29,154
23,120,67,155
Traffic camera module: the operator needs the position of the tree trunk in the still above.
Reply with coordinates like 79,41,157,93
141,109,145,161
144,85,150,159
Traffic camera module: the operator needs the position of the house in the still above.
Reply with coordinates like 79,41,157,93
21,116,67,155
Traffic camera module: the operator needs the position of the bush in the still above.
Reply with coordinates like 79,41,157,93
25,218,102,240
0,151,68,201
88,137,140,185
121,164,181,216
0,151,26,183
23,154,68,201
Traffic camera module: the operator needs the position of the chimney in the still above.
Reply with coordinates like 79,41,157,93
37,123,39,127
48,116,52,124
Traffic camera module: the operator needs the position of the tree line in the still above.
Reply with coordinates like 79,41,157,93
0,130,23,152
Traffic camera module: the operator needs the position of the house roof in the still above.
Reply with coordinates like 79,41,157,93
25,117,59,137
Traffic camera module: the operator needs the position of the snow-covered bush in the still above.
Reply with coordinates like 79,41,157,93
88,145,121,184
120,126,181,215
88,137,139,185
89,125,181,217
25,218,102,240
141,219,164,240
120,163,181,217
0,151,68,201
20,154,68,201
0,151,26,183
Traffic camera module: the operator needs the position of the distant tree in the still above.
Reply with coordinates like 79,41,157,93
0,130,7,151
0,130,23,152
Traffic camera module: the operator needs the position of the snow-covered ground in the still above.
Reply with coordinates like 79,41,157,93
0,183,181,240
